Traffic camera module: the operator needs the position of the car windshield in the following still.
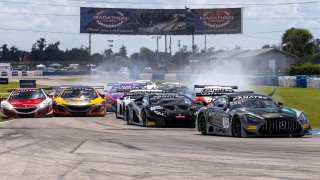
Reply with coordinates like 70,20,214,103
62,88,97,99
230,99,278,109
149,95,192,105
9,90,46,100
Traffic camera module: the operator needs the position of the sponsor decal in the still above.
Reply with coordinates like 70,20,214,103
200,10,234,28
222,117,229,128
93,10,128,28
233,95,268,101
19,80,36,88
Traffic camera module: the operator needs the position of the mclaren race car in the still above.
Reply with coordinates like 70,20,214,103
196,93,312,137
0,88,53,118
105,83,143,112
194,85,237,106
115,89,163,119
126,93,203,127
53,86,106,116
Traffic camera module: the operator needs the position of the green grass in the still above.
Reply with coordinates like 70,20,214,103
254,86,320,129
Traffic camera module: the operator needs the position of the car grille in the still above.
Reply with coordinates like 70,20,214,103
16,107,37,113
66,105,91,112
258,119,302,135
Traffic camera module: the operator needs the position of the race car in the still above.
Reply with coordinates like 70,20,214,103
0,88,53,118
125,93,203,127
53,86,106,116
105,83,143,112
196,93,312,137
194,85,238,106
135,80,157,89
115,89,163,119
158,82,188,93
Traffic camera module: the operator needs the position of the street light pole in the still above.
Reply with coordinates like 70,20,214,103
178,40,181,67
152,36,161,67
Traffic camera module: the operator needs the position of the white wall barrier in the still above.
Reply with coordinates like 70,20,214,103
307,78,320,88
278,76,296,87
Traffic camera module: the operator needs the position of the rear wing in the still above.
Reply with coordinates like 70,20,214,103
107,82,147,86
194,85,238,89
126,90,163,96
194,85,238,97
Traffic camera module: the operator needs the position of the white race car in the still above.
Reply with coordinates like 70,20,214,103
115,89,163,119
135,80,157,90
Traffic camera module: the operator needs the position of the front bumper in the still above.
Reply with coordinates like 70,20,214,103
242,118,311,137
0,105,53,118
53,104,106,116
146,111,195,127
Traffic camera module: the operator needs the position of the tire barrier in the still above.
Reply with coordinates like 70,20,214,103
307,78,320,88
296,75,309,88
22,71,28,76
278,76,297,87
1,71,8,76
12,71,18,76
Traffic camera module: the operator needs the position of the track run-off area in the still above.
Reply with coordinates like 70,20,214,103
0,113,319,179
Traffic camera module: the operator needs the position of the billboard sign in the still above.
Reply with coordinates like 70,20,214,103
80,8,242,35
19,80,36,88
0,63,11,71
0,78,8,84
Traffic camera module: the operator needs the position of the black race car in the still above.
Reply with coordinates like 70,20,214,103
125,93,203,127
196,93,312,137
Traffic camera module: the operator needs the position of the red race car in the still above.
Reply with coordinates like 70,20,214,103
0,88,53,118
194,85,238,106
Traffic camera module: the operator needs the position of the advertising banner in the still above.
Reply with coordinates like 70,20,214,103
19,80,36,88
0,63,11,71
80,8,242,35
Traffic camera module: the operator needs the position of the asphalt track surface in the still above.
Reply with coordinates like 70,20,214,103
0,113,319,179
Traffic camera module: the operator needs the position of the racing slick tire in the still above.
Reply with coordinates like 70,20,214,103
115,105,120,119
198,114,207,135
126,109,131,125
141,109,148,127
232,117,243,137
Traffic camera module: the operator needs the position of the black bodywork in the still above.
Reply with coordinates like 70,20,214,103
196,93,312,137
126,93,203,127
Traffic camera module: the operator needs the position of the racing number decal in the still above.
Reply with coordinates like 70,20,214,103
222,117,229,128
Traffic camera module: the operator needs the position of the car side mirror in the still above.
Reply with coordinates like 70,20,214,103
119,97,124,100
278,102,284,106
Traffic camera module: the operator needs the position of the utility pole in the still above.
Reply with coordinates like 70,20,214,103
107,39,114,68
192,34,195,53
89,34,92,55
205,35,207,52
178,40,181,67
152,36,161,67
169,36,172,56
165,35,167,54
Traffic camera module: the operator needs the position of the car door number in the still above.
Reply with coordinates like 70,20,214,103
222,117,229,128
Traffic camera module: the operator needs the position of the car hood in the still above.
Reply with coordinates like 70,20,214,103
238,107,297,119
55,97,103,106
8,98,45,108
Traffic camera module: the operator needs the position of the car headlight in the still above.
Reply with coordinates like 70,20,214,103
245,114,262,123
298,113,308,123
38,99,53,108
1,101,14,110
150,106,164,111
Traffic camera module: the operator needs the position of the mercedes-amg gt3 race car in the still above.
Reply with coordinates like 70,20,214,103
196,93,312,137
105,83,143,112
115,89,163,119
0,88,53,118
53,86,106,116
194,85,237,106
126,93,203,127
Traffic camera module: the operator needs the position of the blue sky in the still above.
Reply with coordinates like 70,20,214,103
0,0,320,55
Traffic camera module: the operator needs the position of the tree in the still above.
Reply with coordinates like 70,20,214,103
44,41,64,62
0,44,9,61
282,28,315,58
262,44,271,49
115,45,127,57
